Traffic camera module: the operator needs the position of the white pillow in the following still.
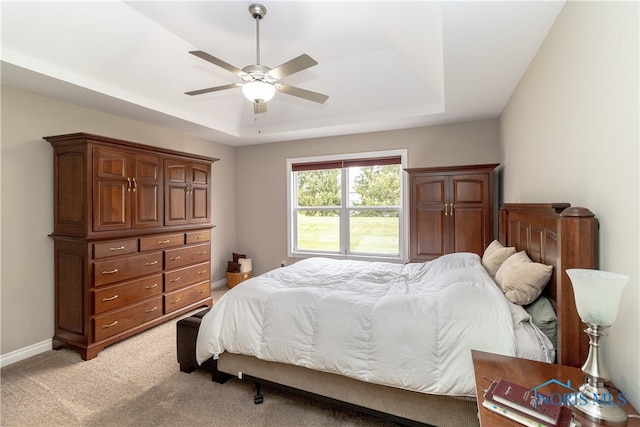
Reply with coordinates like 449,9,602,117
482,240,516,278
239,258,252,272
495,251,553,305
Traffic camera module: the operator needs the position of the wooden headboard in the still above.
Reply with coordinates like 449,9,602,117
498,203,599,368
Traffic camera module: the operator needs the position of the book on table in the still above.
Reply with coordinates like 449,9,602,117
483,379,574,427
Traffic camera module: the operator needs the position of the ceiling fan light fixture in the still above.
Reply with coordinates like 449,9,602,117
242,80,275,103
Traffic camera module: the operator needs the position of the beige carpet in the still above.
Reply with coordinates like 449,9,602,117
0,288,393,427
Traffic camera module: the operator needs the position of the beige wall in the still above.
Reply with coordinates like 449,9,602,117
500,1,639,409
234,119,500,274
0,86,237,356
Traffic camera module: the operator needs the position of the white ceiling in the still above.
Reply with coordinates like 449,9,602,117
1,1,565,146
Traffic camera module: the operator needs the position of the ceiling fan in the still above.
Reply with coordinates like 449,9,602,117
185,3,329,114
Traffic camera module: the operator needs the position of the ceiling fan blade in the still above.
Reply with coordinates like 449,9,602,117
253,101,267,114
189,50,246,77
267,54,318,80
185,83,241,96
276,84,329,104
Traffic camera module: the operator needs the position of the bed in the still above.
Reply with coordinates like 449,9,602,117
192,203,598,426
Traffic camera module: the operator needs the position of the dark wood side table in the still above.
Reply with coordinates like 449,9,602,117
472,350,640,427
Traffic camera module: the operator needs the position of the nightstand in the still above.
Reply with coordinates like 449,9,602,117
472,350,640,427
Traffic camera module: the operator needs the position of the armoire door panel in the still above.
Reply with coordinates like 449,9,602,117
452,207,486,254
415,176,447,204
190,187,209,223
95,181,130,230
95,148,128,179
135,183,161,227
133,154,162,228
415,208,446,258
93,148,131,232
452,176,486,204
191,164,209,185
166,187,188,224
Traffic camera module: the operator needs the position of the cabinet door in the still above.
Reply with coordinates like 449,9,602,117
410,175,449,260
93,148,132,232
164,159,210,226
450,173,490,255
165,159,189,226
132,154,163,229
189,161,210,224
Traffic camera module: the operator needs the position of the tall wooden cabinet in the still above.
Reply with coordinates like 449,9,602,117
46,133,218,360
406,164,498,262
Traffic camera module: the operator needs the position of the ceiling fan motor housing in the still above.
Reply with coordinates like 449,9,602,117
248,4,266,20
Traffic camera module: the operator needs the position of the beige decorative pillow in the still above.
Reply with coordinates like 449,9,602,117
495,251,553,305
482,240,516,278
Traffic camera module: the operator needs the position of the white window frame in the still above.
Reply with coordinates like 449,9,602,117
286,149,408,263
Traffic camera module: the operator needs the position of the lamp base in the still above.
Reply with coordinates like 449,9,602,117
574,396,627,426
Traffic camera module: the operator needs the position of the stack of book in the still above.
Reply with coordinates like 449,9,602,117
482,379,575,427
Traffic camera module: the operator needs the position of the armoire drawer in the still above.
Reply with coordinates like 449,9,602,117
93,297,163,341
93,251,163,286
139,233,185,252
93,274,163,314
164,244,210,270
93,239,139,259
164,281,210,314
164,262,210,292
186,230,210,244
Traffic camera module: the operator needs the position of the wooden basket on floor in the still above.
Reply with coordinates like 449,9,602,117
227,271,252,288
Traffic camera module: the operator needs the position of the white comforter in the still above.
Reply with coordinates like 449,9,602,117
196,254,525,396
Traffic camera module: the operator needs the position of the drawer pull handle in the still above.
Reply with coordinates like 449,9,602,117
198,289,206,294
171,298,181,304
102,320,118,329
109,246,126,251
158,240,171,244
194,235,204,239
198,251,208,255
102,268,119,275
198,270,207,275
170,277,181,283
170,256,181,261
101,294,119,302
145,283,158,289
145,306,158,313
145,261,158,266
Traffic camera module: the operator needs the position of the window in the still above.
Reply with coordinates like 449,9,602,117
287,150,407,261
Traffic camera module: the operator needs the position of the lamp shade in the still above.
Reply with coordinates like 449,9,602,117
566,269,629,326
242,80,275,103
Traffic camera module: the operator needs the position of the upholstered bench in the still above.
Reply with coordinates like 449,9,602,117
176,308,230,383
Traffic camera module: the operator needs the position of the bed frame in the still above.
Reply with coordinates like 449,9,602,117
199,203,599,426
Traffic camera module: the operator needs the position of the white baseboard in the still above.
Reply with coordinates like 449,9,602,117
1,278,228,368
211,278,227,289
0,339,52,368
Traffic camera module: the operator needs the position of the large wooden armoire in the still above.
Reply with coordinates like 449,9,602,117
46,133,218,360
406,164,499,262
